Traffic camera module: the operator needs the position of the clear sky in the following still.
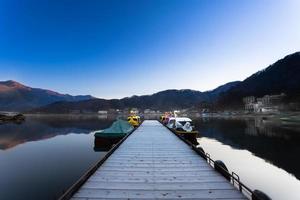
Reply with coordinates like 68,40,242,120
0,0,299,98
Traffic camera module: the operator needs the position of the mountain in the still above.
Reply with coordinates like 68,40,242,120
4,52,300,113
203,81,241,99
217,52,300,109
32,51,300,113
31,82,240,113
0,80,94,111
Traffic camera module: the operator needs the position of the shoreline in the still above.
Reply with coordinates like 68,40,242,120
24,112,300,121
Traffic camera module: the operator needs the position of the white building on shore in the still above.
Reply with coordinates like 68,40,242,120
243,93,285,113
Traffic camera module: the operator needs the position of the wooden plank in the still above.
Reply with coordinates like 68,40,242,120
81,182,235,190
73,188,246,199
101,163,209,168
87,176,228,183
71,198,247,200
98,166,213,171
105,159,206,164
70,120,246,200
94,171,222,177
105,158,204,162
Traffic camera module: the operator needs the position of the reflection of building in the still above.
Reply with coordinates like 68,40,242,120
98,110,108,115
245,118,274,136
244,117,289,138
70,110,80,114
144,109,157,114
130,108,139,114
243,93,285,113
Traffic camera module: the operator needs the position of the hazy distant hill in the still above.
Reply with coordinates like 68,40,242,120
31,81,240,113
0,80,94,111
217,52,300,109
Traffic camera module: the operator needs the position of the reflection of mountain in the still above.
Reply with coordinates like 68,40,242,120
194,118,300,179
0,116,114,150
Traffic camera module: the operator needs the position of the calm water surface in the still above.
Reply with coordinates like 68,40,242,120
193,117,300,200
0,116,115,200
1,116,300,200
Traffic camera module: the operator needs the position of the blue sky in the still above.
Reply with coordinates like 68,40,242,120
0,0,299,98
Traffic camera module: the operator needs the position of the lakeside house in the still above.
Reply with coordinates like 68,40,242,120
243,93,286,113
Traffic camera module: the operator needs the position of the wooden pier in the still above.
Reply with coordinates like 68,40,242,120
69,120,247,199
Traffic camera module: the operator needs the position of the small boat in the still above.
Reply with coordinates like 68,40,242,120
93,119,134,151
166,117,199,136
159,115,165,122
160,112,174,125
94,119,134,138
127,115,141,127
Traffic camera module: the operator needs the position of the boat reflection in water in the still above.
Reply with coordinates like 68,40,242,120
181,134,199,146
94,136,124,152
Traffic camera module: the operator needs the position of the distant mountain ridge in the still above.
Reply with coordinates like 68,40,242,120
32,51,300,113
31,82,240,113
0,80,94,111
1,51,300,112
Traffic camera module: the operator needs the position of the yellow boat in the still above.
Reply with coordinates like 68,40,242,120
159,115,166,122
127,115,141,127
160,112,173,125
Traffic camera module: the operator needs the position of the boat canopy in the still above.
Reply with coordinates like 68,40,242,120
94,119,134,137
169,117,192,122
166,117,194,132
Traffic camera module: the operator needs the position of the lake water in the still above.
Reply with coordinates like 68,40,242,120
193,117,300,200
0,116,115,200
0,115,299,200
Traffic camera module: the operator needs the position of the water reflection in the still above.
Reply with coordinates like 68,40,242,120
0,115,116,200
2,116,299,200
193,117,300,200
94,137,124,151
181,134,199,146
0,115,114,150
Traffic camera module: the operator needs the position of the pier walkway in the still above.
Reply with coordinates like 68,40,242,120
71,120,246,199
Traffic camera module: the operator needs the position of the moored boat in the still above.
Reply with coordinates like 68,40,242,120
166,117,199,137
93,119,134,151
160,112,173,125
93,119,134,138
127,115,141,127
159,115,165,122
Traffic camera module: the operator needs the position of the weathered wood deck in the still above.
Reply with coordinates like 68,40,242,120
71,120,246,200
